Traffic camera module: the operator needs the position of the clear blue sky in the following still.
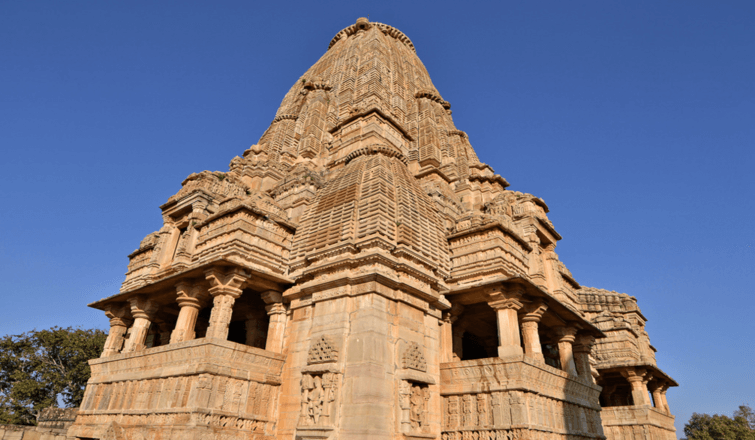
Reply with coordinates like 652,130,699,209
1,1,752,435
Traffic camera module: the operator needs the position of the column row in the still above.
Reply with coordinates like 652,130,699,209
101,268,287,357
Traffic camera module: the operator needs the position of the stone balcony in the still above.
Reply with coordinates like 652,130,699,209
600,406,676,440
440,356,605,440
68,338,285,440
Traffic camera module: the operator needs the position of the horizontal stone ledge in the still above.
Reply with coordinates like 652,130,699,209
74,408,273,423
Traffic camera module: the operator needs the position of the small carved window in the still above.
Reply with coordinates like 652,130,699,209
307,336,338,364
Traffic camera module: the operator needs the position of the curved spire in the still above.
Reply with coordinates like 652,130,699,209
255,17,486,184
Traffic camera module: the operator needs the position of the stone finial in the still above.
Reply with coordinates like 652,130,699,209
356,17,370,29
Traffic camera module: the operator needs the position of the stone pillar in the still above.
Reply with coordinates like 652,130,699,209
554,326,578,376
659,385,671,413
122,296,157,353
489,286,524,358
622,368,652,406
452,325,465,361
573,334,596,382
205,268,247,340
441,304,463,362
520,301,547,362
170,281,208,344
440,313,454,363
650,382,664,410
261,290,286,353
101,304,132,357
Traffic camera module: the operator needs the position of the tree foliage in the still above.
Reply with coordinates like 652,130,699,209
0,326,106,425
684,405,755,440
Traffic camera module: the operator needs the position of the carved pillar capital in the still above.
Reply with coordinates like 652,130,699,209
621,367,648,384
205,267,248,298
260,290,283,304
488,298,523,311
127,296,157,320
104,303,132,328
521,300,547,323
554,325,578,342
573,334,595,353
175,281,209,309
265,302,287,315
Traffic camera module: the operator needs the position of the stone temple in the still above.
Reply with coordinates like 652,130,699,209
63,18,678,440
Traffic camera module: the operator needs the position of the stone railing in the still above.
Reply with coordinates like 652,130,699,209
440,356,604,440
601,406,676,440
68,338,285,440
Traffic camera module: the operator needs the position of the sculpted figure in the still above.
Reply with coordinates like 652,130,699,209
410,386,424,430
307,376,325,425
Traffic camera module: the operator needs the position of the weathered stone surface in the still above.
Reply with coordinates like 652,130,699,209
71,17,677,440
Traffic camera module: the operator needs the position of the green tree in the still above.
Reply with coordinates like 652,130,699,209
684,405,755,440
0,327,106,425
734,405,755,430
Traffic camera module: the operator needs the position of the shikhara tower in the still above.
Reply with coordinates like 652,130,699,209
69,18,677,440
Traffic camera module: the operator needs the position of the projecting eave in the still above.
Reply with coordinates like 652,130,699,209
447,275,605,339
537,217,562,241
88,258,295,310
599,363,679,387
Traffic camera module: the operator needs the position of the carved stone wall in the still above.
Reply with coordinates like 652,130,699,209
441,357,604,440
68,339,284,440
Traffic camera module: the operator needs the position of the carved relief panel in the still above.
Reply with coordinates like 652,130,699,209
299,372,341,427
399,380,430,434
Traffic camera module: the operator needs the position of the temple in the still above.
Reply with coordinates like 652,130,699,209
65,18,677,440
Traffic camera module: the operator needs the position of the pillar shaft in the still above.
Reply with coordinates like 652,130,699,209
659,387,670,413
170,283,207,344
261,290,286,353
440,315,454,362
574,334,595,382
452,327,464,361
520,302,547,362
651,387,663,409
264,303,286,352
622,369,652,406
101,318,129,357
123,317,151,353
206,293,237,340
555,326,578,376
171,303,200,343
122,297,156,353
521,321,543,361
489,298,523,358
204,268,247,341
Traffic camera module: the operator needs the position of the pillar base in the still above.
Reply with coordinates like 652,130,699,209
498,345,524,358
296,426,334,440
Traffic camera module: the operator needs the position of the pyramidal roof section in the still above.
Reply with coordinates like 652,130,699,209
253,17,505,189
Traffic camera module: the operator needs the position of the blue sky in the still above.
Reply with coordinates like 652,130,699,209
1,1,752,434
